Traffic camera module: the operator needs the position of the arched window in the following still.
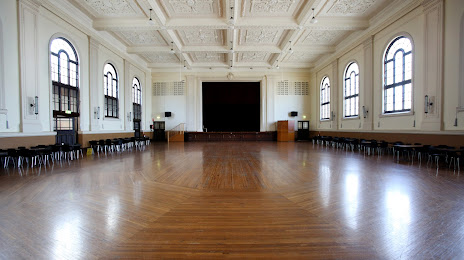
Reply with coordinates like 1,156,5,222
132,77,142,121
383,36,413,113
320,76,330,120
344,62,359,117
50,37,79,145
104,63,118,118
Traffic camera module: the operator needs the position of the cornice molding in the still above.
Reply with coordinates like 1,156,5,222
38,0,151,74
312,0,422,73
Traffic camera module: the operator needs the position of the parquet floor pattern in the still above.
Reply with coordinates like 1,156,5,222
1,142,463,259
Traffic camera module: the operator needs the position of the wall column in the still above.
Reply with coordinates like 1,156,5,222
421,0,444,130
265,75,277,131
124,60,131,131
18,0,41,132
331,59,339,130
186,75,199,131
89,37,100,131
362,36,374,130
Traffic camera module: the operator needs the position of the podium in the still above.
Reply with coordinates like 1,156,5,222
277,120,295,142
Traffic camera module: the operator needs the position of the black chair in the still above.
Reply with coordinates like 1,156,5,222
5,149,19,168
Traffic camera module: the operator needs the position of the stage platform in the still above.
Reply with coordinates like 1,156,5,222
185,132,276,141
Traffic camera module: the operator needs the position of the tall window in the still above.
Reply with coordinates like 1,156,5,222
50,37,79,119
383,36,413,113
104,63,118,118
132,77,142,121
320,76,330,120
344,62,359,117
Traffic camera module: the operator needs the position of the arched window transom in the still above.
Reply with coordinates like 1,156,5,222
132,77,142,121
104,63,118,118
320,76,330,120
383,36,413,113
344,62,359,117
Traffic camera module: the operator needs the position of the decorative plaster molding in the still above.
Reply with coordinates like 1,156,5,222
328,0,377,15
302,30,345,45
168,0,215,14
241,29,280,44
286,53,320,62
142,53,180,63
117,30,167,46
192,52,225,62
421,0,444,12
239,52,269,62
250,0,296,14
83,0,137,16
182,29,223,45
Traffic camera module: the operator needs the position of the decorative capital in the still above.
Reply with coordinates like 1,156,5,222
422,0,443,13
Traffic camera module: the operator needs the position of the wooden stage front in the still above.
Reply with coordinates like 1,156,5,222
186,131,276,141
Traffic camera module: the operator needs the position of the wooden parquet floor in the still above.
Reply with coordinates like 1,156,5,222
1,142,464,259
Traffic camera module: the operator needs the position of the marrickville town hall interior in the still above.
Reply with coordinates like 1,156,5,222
1,0,464,259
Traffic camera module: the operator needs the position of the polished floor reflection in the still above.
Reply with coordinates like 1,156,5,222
1,142,463,259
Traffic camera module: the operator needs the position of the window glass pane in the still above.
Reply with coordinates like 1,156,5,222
404,83,412,110
395,86,403,111
51,55,58,82
386,88,393,111
405,53,412,81
113,81,117,98
59,52,69,85
70,63,77,87
394,52,403,83
386,61,393,85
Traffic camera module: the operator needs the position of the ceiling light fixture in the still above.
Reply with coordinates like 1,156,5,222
276,60,280,69
170,41,175,53
183,60,187,69
148,8,156,25
229,7,235,25
310,8,318,24
288,41,294,54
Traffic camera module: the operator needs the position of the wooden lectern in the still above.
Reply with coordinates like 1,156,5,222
277,120,295,142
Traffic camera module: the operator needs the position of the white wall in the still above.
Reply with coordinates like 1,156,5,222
0,0,151,139
0,0,20,133
151,71,310,132
443,0,464,130
312,0,464,135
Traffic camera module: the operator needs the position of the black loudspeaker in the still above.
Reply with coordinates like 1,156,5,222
290,111,298,117
165,112,172,117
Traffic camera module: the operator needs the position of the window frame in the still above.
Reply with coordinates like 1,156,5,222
320,76,331,121
50,37,80,118
132,77,142,121
343,62,360,118
382,35,414,115
104,63,119,118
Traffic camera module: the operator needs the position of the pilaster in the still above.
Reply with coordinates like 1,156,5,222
421,0,444,130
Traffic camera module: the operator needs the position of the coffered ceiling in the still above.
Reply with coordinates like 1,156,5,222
68,0,391,71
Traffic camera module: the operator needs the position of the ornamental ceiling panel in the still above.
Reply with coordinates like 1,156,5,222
238,29,288,46
242,0,305,17
189,52,227,62
178,29,225,46
79,0,144,17
160,0,223,18
236,52,271,62
116,30,168,46
320,0,389,17
298,30,347,45
142,53,180,63
285,52,320,63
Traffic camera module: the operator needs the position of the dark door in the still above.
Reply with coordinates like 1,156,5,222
134,120,141,138
55,117,78,145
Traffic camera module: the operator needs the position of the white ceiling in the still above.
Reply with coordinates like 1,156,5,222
68,0,391,71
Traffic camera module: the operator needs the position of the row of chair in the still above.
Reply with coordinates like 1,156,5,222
88,137,150,154
0,143,82,168
312,136,463,170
